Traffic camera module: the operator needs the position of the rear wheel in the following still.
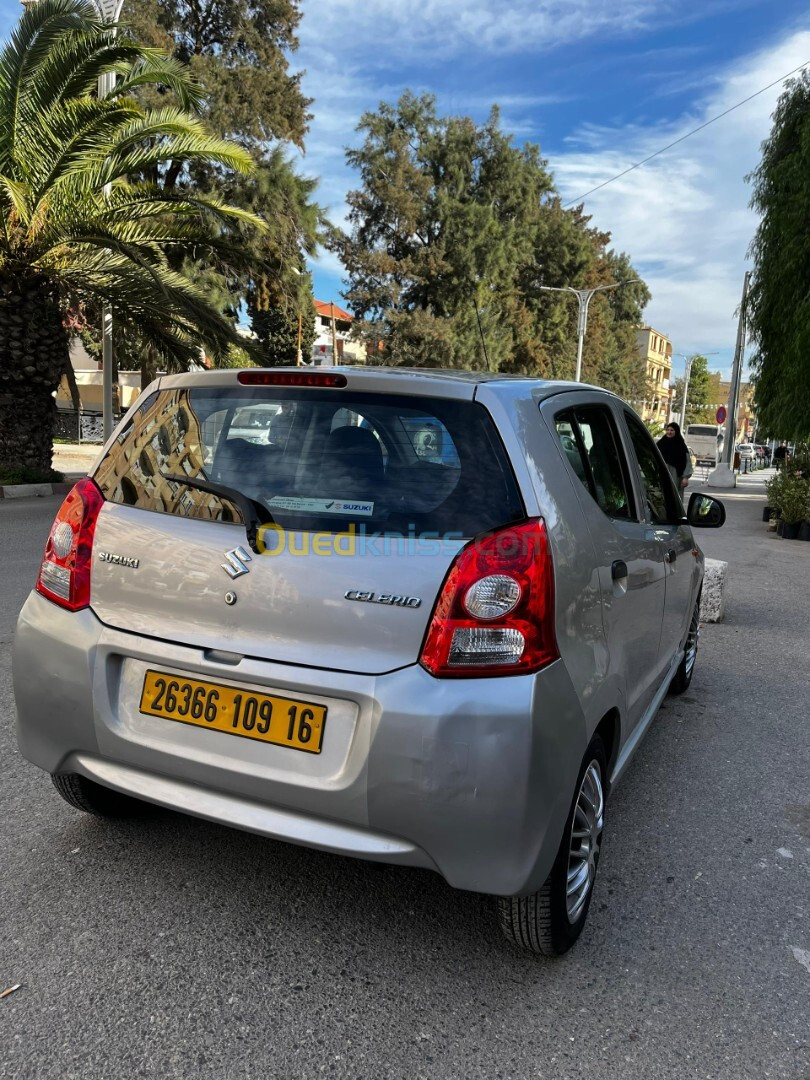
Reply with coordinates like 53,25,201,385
668,592,701,695
497,737,606,957
51,774,145,817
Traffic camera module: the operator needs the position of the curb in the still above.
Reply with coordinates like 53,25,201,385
0,480,78,500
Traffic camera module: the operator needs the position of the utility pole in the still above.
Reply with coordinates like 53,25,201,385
330,301,338,366
537,281,639,382
296,311,303,366
708,271,751,488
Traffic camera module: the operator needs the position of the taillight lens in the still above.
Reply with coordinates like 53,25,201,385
420,519,558,678
36,478,104,611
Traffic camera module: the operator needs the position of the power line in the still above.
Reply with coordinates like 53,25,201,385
562,59,810,208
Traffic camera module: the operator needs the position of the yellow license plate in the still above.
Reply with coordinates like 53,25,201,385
139,670,326,754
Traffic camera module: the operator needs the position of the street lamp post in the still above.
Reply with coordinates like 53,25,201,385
537,280,639,382
95,0,125,441
678,354,694,431
674,351,719,428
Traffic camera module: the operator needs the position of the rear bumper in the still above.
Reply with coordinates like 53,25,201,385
13,592,587,896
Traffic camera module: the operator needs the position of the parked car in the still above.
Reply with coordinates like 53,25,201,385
14,368,725,956
227,403,282,445
736,443,757,472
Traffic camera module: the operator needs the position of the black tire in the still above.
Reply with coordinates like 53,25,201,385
668,592,701,696
51,773,145,817
497,737,607,957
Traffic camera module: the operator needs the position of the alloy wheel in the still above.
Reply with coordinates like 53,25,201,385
566,762,604,923
684,599,701,678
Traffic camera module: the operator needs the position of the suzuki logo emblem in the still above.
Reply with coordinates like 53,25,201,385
221,546,252,579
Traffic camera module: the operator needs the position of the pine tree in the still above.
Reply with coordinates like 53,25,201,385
746,71,810,440
331,91,650,392
114,0,323,371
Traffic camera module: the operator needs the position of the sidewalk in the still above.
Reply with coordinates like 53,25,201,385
52,441,102,479
694,466,810,568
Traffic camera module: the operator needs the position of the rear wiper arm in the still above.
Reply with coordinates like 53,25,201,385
160,474,272,554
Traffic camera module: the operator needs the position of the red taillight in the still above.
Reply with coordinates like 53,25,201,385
237,370,347,388
420,519,559,678
36,478,104,611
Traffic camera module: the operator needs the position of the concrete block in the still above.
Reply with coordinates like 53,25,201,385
701,558,728,623
0,483,53,499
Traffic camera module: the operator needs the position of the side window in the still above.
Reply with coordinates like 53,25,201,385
624,412,682,524
554,407,633,520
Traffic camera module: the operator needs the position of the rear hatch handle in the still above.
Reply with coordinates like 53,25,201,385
161,474,272,554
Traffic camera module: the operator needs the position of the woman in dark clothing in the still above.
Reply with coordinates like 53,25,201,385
657,421,693,490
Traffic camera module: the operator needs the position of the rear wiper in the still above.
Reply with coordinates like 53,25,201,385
160,474,273,554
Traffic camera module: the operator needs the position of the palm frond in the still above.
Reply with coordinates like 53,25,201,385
0,173,29,222
1,0,269,373
110,54,205,112
0,0,103,166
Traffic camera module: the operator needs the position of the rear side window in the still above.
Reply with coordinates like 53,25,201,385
624,412,683,524
555,406,634,520
94,386,524,537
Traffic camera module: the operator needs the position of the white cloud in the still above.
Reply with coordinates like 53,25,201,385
552,30,810,356
295,3,809,363
299,1,752,61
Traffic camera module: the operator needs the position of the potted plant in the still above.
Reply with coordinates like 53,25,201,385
799,482,810,541
765,473,785,526
778,473,810,540
786,450,810,540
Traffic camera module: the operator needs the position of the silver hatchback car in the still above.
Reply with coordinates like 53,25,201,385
14,368,725,956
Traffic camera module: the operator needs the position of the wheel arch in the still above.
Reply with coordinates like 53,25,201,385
594,708,621,789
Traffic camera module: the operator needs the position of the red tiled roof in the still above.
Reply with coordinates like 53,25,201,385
314,299,352,322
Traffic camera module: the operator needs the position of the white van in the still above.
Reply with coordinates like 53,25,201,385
686,424,723,467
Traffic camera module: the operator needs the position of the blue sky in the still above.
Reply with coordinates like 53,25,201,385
3,0,809,380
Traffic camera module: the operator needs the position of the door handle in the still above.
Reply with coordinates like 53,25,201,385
664,548,677,564
611,559,628,581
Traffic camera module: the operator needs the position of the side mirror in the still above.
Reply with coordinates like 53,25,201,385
686,492,726,528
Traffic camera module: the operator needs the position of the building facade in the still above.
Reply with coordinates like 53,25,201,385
311,301,366,365
635,326,673,424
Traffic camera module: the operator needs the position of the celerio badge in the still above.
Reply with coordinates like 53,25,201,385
345,590,421,609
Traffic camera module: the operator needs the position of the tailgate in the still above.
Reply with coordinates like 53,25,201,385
91,504,462,674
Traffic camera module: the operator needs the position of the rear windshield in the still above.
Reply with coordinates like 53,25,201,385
94,384,525,537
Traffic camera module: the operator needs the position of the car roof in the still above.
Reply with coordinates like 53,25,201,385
159,365,608,404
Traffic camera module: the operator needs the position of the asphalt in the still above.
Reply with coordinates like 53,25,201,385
0,480,808,1080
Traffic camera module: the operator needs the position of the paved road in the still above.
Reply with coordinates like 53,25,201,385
1,486,808,1079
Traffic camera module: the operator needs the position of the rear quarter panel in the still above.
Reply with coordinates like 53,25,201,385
475,385,618,753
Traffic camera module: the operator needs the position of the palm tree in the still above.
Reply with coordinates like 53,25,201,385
0,0,265,477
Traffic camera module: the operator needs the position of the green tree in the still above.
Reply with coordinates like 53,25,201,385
671,355,712,426
0,0,265,476
330,91,650,389
250,303,314,365
121,0,310,155
747,71,810,440
234,149,320,362
120,0,323,357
